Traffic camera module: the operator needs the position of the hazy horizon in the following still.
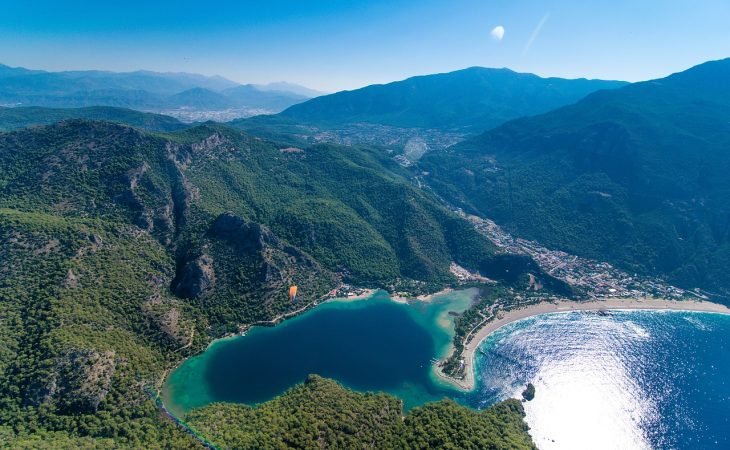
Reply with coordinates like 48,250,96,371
1,58,724,96
2,0,729,92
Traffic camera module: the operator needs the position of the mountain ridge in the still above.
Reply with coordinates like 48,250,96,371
279,66,628,131
0,63,315,114
0,118,559,446
419,58,730,300
0,105,188,132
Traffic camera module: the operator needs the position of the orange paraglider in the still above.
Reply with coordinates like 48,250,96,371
289,285,298,303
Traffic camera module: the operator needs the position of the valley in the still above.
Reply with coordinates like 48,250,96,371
419,59,730,302
1,15,729,445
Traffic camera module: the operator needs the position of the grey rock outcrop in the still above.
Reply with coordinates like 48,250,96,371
173,254,215,299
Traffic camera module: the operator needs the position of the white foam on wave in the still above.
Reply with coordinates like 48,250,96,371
683,315,709,331
623,321,651,339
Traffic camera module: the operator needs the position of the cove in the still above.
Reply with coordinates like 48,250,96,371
162,289,475,416
163,293,730,449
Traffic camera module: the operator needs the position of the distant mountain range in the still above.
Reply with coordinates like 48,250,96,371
279,67,627,132
420,58,730,299
0,64,239,96
255,81,326,98
0,64,318,118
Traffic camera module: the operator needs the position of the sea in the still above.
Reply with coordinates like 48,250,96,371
163,291,730,449
468,309,730,449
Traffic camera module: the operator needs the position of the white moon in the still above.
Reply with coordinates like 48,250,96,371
491,25,505,41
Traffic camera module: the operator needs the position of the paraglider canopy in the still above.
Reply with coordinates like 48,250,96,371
289,285,298,303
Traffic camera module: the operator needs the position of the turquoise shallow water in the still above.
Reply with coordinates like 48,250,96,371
162,289,473,416
164,296,730,450
468,310,730,450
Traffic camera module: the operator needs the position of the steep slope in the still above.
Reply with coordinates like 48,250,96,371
0,208,203,447
0,119,549,446
280,67,627,131
0,105,188,132
420,58,730,299
0,115,556,442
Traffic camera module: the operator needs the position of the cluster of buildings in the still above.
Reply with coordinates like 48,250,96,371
329,284,372,299
153,107,266,122
465,214,691,300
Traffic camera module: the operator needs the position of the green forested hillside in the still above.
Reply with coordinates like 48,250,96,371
186,375,536,449
0,208,202,448
0,106,188,132
0,119,540,446
280,67,626,131
0,119,507,326
420,58,730,300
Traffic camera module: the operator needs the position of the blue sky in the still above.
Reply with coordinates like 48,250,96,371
1,0,729,91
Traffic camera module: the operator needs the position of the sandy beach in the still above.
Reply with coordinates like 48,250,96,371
332,286,460,304
438,297,730,391
391,287,457,304
331,288,379,302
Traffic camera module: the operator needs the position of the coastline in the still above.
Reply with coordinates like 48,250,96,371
161,286,472,416
161,287,468,405
439,297,730,391
162,288,391,388
178,287,405,370
330,286,456,304
392,287,455,304
328,288,379,302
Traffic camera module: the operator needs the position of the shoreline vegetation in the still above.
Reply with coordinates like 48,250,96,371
436,297,730,391
162,287,730,401
226,286,379,338
233,284,455,338
204,286,453,353
157,286,380,399
184,376,536,449
157,285,730,448
159,286,459,398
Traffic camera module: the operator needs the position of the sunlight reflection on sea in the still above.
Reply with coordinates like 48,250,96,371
469,311,730,450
